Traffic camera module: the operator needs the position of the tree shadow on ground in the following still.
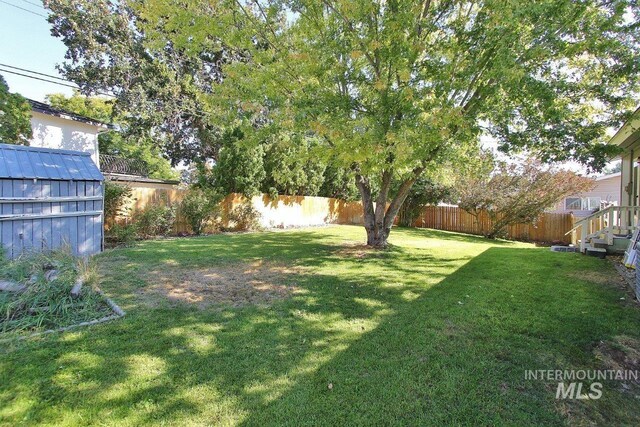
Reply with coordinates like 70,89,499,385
2,230,639,426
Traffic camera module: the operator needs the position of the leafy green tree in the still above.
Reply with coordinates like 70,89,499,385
262,134,326,197
46,92,178,180
457,159,595,239
397,177,451,227
49,0,640,246
46,0,226,164
318,161,359,201
0,75,32,144
208,129,266,196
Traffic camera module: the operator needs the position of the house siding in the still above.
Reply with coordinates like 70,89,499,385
29,112,102,167
550,174,620,217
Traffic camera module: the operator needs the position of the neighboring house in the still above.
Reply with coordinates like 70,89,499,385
569,107,640,254
28,99,109,167
550,172,620,218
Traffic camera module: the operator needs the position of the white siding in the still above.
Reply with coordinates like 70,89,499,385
29,112,102,167
549,175,620,217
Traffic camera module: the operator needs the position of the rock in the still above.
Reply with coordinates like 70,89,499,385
44,269,59,282
0,280,26,293
70,278,83,299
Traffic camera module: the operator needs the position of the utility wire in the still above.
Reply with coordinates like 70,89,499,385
0,67,114,97
0,63,69,83
0,0,47,18
0,63,114,97
0,67,80,90
20,0,46,10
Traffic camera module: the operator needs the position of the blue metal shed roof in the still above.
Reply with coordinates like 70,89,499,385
0,144,104,181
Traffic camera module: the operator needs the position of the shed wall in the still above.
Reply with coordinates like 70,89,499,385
0,179,103,259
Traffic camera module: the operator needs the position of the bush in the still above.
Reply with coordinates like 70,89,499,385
180,188,222,235
104,181,133,225
134,201,177,238
105,222,138,247
228,201,262,231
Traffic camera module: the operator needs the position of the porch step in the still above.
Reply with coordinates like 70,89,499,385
590,238,609,248
586,246,607,259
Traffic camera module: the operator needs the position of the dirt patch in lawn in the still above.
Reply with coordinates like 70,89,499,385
595,336,640,380
333,244,387,259
139,260,302,308
566,269,624,287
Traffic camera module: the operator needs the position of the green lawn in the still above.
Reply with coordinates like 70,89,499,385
2,225,640,426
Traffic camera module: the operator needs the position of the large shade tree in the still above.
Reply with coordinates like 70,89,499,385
48,0,640,247
0,75,32,145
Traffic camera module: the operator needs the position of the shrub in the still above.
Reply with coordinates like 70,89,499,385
228,201,262,231
180,188,223,235
105,222,138,247
134,200,177,238
104,181,133,225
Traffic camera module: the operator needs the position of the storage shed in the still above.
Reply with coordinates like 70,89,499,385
0,143,104,259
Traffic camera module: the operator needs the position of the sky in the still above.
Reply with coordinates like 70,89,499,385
0,0,614,175
0,0,74,101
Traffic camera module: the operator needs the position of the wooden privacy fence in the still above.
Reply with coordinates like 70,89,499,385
110,180,575,242
109,181,364,234
414,206,575,242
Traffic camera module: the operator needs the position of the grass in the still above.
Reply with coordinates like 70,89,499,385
0,251,111,337
1,225,640,426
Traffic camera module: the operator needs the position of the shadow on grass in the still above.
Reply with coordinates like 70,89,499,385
1,229,639,425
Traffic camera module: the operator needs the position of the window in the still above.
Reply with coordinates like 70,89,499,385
584,197,601,210
565,197,582,210
565,197,601,211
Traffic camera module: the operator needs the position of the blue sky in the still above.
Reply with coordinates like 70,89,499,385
0,0,73,101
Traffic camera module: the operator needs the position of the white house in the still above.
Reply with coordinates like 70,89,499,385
550,172,621,217
28,99,109,167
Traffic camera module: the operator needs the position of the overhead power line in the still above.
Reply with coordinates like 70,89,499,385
20,0,46,10
0,67,80,90
0,63,68,83
0,63,114,97
0,0,47,18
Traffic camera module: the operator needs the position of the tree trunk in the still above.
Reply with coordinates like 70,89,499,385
354,167,424,248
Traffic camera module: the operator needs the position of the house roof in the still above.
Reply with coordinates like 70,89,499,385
608,107,640,149
28,99,111,129
0,143,104,181
595,171,621,181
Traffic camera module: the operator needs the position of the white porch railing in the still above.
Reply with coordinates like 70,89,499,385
566,206,640,252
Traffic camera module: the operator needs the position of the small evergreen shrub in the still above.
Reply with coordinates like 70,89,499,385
228,201,262,231
134,200,177,238
180,188,222,235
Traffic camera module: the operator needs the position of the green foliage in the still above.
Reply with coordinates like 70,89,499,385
46,1,226,165
134,201,177,238
318,162,359,201
46,91,112,123
397,178,451,227
262,134,327,196
46,92,179,180
227,201,262,231
47,0,640,245
105,223,138,247
180,188,223,235
103,181,133,225
210,130,266,196
0,75,32,144
457,159,596,238
0,250,109,335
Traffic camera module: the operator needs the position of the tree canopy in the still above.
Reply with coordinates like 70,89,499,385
46,92,178,180
47,0,640,246
0,75,32,145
